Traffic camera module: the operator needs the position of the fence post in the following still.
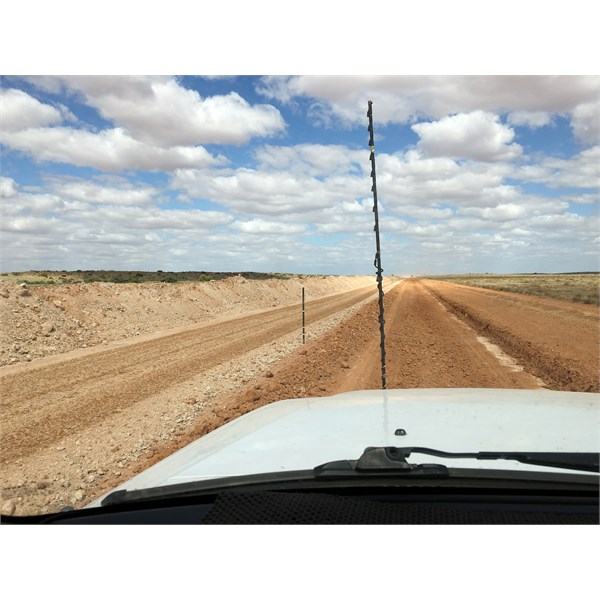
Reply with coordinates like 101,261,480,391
302,286,305,344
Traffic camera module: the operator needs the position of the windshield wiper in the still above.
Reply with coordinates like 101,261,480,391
314,447,599,475
100,447,596,507
404,447,599,473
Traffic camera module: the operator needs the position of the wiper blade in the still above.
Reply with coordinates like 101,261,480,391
404,447,599,473
318,447,599,474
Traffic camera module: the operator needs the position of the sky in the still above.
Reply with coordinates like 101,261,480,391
1,74,598,276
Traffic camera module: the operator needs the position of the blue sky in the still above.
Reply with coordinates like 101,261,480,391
1,74,598,275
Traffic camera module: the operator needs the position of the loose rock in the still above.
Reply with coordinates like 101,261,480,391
2,499,16,516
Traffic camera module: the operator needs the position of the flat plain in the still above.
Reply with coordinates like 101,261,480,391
425,272,599,305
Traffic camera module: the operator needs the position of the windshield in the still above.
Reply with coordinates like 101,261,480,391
1,74,599,518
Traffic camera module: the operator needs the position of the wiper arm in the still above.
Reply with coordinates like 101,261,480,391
316,447,598,474
403,447,599,473
314,446,450,477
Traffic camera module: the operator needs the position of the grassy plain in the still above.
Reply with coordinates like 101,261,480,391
425,273,599,305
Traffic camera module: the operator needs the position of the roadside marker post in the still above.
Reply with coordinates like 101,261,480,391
302,286,306,344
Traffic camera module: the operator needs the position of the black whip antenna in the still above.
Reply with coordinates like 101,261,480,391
367,100,387,389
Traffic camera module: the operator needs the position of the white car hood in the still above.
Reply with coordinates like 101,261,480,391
88,388,599,507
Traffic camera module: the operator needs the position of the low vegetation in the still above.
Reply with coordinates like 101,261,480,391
425,273,599,305
0,270,325,285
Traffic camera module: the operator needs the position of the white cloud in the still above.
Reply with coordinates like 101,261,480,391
0,126,225,172
571,101,600,146
507,111,552,128
171,166,359,216
254,144,365,177
0,88,63,131
1,215,61,234
232,219,307,234
0,176,18,198
564,193,599,205
47,178,160,206
82,205,232,231
29,76,286,146
376,151,512,209
1,177,232,241
2,82,278,172
513,146,600,189
458,203,529,222
0,176,238,271
171,142,577,239
17,193,65,214
257,75,599,127
412,111,522,162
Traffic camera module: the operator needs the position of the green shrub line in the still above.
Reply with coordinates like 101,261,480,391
2,270,331,285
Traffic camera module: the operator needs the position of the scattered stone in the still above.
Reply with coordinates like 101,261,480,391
265,371,274,378
341,362,350,369
0,289,9,298
42,322,55,336
53,300,63,309
73,490,84,502
2,500,16,516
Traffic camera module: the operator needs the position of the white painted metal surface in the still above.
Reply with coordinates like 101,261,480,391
87,388,600,507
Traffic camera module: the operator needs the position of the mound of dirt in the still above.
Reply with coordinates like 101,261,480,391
0,275,372,366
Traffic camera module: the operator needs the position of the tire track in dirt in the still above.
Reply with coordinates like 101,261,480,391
337,278,542,391
0,284,382,464
420,279,599,392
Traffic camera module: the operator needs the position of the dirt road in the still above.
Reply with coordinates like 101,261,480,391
229,277,598,402
0,283,383,465
1,277,597,516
